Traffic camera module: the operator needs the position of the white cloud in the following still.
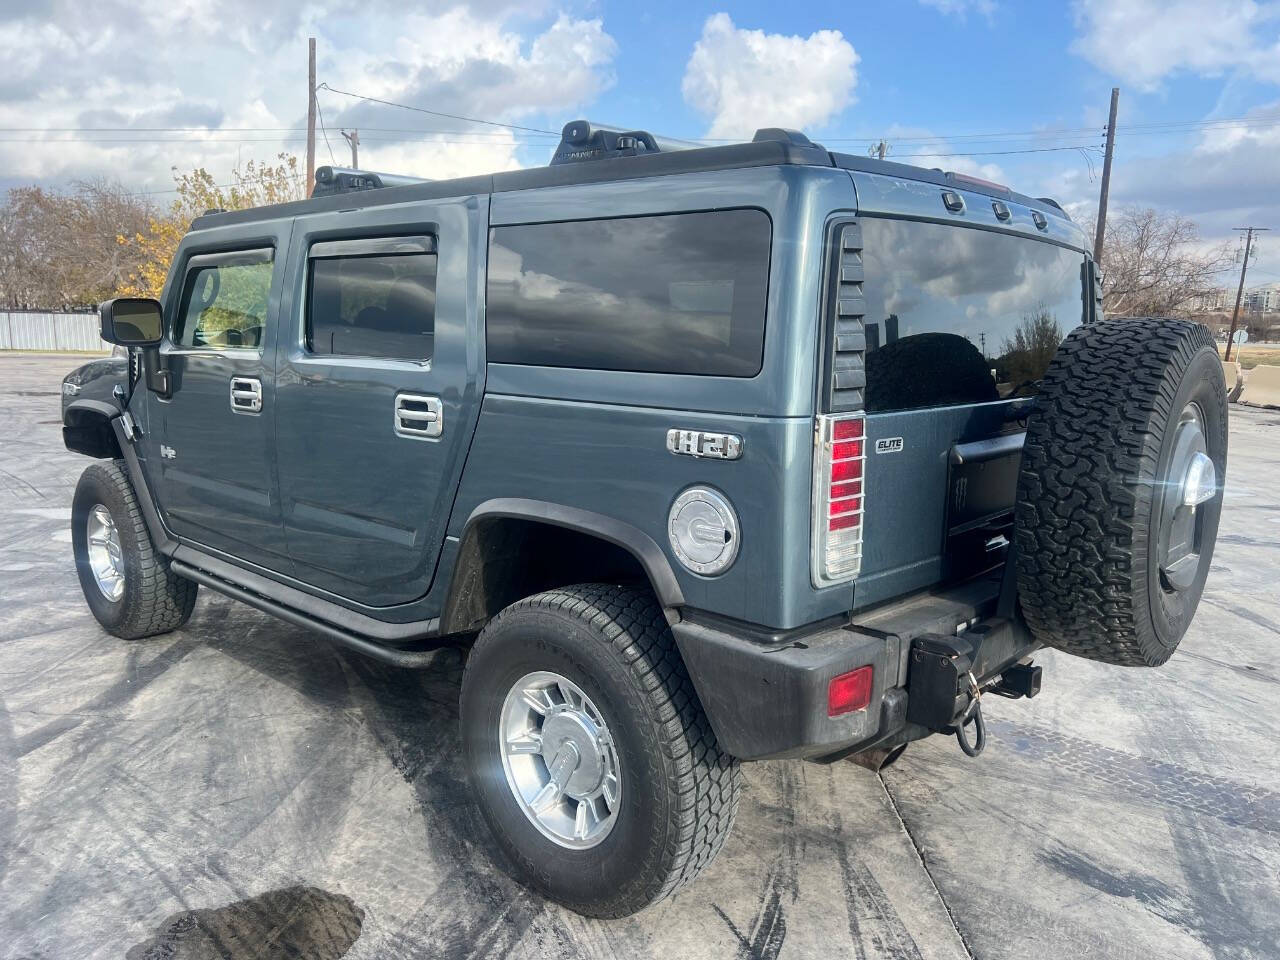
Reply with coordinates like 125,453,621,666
1038,103,1280,291
1070,0,1280,89
918,0,997,19
681,13,858,139
0,2,616,193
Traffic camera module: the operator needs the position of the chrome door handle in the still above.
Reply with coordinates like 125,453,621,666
394,393,442,439
230,377,263,415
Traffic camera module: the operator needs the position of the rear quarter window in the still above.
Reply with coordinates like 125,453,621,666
486,209,771,377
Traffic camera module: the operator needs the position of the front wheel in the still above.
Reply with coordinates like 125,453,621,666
459,584,741,917
71,460,197,640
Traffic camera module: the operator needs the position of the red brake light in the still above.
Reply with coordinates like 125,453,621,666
830,458,863,482
828,666,873,716
812,415,866,584
832,439,863,460
833,419,864,440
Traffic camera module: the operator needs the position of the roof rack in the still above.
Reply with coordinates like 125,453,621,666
312,166,431,197
550,120,667,165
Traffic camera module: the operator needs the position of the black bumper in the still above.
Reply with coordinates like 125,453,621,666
672,575,1038,762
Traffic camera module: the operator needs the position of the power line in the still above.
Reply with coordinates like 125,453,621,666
123,172,307,198
1,113,1277,139
314,96,337,165
892,144,1104,158
316,82,559,136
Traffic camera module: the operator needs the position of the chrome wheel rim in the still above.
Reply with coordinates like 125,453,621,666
1157,402,1217,593
86,504,125,602
499,671,621,849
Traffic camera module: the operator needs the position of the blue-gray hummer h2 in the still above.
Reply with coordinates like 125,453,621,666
62,120,1227,917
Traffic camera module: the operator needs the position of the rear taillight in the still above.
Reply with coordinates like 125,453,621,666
812,414,865,585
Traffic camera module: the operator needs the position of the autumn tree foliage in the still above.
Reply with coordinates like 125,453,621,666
118,155,304,299
0,156,304,309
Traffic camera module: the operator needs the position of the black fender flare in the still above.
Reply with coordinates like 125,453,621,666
442,498,685,630
62,399,124,459
62,398,120,425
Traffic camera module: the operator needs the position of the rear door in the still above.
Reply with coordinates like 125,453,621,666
273,195,486,607
149,238,291,568
848,212,1088,608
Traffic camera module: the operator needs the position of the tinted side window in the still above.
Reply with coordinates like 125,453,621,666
307,242,437,361
486,209,771,376
859,218,1086,412
174,249,273,350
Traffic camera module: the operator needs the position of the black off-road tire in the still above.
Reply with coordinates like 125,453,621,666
1015,318,1227,666
71,460,198,640
459,584,742,917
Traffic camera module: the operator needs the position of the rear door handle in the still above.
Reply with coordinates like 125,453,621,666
394,393,442,439
230,377,263,415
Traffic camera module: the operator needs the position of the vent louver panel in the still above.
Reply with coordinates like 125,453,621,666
826,222,866,412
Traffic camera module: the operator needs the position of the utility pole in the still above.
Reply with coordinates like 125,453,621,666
1225,227,1269,361
306,37,317,197
342,129,359,169
869,139,888,161
1093,86,1120,267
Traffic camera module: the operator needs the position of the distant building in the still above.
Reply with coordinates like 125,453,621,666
1188,288,1231,312
1244,285,1280,314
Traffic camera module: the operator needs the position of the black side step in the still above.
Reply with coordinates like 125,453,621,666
170,560,451,669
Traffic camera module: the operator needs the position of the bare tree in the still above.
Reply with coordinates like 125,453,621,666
1086,207,1232,317
0,180,154,310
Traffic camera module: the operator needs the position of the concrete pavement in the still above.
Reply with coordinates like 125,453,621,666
1,353,1276,959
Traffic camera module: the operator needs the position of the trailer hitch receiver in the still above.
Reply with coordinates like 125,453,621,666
906,634,987,757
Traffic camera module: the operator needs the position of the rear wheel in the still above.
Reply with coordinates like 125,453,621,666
72,460,197,640
459,584,741,917
1015,318,1227,666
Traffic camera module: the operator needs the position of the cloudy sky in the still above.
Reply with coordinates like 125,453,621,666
3,0,1279,286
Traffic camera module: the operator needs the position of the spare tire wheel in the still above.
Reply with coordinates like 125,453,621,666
1015,318,1227,666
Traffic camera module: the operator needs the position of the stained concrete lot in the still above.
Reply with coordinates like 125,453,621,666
1,351,1278,960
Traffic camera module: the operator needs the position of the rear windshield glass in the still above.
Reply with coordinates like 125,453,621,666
486,209,771,376
860,218,1086,413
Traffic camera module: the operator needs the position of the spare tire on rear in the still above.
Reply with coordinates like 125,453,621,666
1015,317,1227,666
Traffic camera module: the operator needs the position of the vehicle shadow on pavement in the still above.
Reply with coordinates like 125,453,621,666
201,619,550,957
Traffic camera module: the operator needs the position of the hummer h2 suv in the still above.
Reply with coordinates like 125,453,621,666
61,121,1226,917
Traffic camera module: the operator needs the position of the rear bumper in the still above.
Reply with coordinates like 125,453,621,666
672,573,1037,762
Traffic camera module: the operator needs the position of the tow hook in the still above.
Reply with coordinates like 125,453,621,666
954,662,1043,757
954,671,986,757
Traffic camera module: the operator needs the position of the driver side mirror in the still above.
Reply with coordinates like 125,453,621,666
99,297,171,397
99,297,163,347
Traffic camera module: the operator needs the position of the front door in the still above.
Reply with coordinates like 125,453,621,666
149,238,292,568
273,195,486,607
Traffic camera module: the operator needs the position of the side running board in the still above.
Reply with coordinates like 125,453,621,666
170,559,450,670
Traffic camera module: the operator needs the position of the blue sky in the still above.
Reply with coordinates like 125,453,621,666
2,0,1279,284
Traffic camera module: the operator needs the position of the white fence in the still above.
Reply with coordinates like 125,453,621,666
0,312,110,352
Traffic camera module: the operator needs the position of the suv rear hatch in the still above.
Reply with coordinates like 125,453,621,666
819,184,1090,610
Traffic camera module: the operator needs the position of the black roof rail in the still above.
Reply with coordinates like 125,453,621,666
752,127,823,150
312,166,431,197
1036,197,1065,212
